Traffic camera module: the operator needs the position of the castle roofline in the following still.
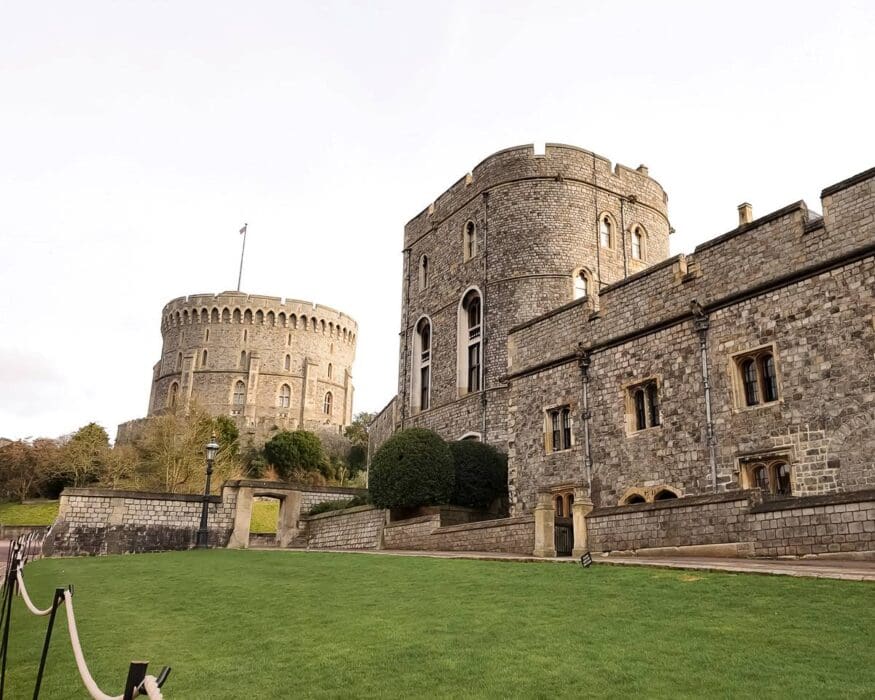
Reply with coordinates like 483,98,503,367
162,292,357,327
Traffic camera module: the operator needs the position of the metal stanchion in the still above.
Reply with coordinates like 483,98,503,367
31,588,67,700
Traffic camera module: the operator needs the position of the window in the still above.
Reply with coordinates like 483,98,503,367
278,384,291,409
233,380,246,406
284,354,291,371
742,458,793,496
328,363,333,379
734,347,780,407
464,221,477,260
419,255,429,290
629,380,660,432
243,329,248,342
413,317,432,412
205,328,210,342
458,290,482,394
554,496,564,517
631,227,644,260
176,352,182,371
240,351,247,370
168,382,178,408
546,406,572,452
323,392,333,415
599,215,613,248
201,349,207,367
573,270,590,300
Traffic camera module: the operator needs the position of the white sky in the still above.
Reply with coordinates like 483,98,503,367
1,1,873,441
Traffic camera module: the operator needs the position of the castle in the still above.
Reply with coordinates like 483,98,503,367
371,144,875,554
117,291,357,442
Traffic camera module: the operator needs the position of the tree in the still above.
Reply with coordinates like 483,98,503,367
57,422,109,487
263,430,326,481
369,428,454,510
0,439,56,502
344,412,374,449
447,441,508,510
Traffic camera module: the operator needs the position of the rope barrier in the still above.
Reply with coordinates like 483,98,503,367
15,568,54,616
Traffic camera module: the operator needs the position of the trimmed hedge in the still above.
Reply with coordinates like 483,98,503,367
448,441,508,509
369,429,454,510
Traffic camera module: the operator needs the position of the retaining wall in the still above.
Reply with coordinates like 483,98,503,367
304,506,388,550
383,514,535,554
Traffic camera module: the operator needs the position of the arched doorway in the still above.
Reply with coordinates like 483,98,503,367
228,482,304,549
553,490,574,556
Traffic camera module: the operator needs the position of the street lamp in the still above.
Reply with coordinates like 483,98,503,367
196,434,220,548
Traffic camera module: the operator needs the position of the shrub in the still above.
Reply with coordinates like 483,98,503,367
448,441,508,510
369,429,454,510
263,431,326,480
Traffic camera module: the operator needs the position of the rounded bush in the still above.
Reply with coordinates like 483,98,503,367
369,429,454,510
448,441,508,510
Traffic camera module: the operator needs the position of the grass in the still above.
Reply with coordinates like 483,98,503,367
249,500,279,533
5,551,875,698
0,500,59,526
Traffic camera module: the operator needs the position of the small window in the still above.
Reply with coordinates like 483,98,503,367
624,493,646,505
414,317,432,412
653,489,678,501
284,354,291,371
774,462,792,495
201,349,207,367
328,363,333,379
240,351,248,370
631,227,644,260
168,382,179,408
233,380,246,406
599,216,613,248
573,270,589,300
546,406,573,452
243,329,248,342
464,221,477,260
554,496,564,517
742,458,793,497
734,347,780,408
323,392,333,415
205,328,210,342
629,380,660,432
176,352,183,371
278,384,291,409
419,255,429,290
287,332,291,346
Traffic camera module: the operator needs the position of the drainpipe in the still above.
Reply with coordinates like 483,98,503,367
691,301,718,492
577,346,594,497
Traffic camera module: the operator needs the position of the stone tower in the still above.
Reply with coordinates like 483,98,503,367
129,291,356,440
394,144,671,447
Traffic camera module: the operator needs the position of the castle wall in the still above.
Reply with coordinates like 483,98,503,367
507,166,875,514
128,291,357,443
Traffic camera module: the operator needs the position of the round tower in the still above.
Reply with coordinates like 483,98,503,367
147,291,357,438
398,143,671,446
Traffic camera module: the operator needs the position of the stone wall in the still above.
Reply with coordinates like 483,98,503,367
383,514,535,554
44,487,238,556
585,490,875,557
304,506,388,550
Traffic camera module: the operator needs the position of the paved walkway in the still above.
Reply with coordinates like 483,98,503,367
272,547,875,582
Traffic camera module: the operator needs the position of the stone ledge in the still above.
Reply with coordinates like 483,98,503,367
61,487,221,503
588,491,751,518
303,505,384,522
432,515,534,535
384,514,441,529
225,479,368,495
750,489,875,514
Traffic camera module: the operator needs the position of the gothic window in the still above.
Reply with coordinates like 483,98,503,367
233,381,246,406
419,255,429,290
631,227,644,260
546,406,572,452
464,221,477,260
278,384,291,409
168,382,178,409
629,380,660,432
323,392,333,415
734,347,780,408
653,489,678,500
573,269,590,300
413,317,432,413
599,215,613,248
458,290,482,394
624,493,646,505
742,458,793,496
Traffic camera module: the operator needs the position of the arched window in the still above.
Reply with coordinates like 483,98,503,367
284,354,291,371
634,389,647,431
741,358,759,406
773,462,792,495
631,226,645,260
761,354,778,403
573,270,589,300
278,384,291,409
323,392,333,415
413,317,431,413
654,489,678,501
201,349,207,367
419,255,429,290
458,290,482,394
624,493,646,505
752,464,768,491
176,352,183,371
599,215,613,248
464,221,477,260
554,496,564,517
233,380,246,406
168,382,178,408
328,363,333,379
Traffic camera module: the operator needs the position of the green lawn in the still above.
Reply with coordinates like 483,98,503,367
0,500,59,526
249,499,279,533
5,551,874,698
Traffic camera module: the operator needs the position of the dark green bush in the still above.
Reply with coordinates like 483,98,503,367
369,429,454,510
448,441,508,509
263,430,325,480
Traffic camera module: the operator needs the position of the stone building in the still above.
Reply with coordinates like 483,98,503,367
118,291,357,442
372,144,874,529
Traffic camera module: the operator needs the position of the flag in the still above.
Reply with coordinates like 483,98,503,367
239,224,247,235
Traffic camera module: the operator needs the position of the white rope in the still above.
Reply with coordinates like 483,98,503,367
15,568,55,616
142,675,164,700
62,589,125,700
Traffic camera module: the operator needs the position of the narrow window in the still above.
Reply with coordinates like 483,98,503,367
284,354,291,371
742,359,759,406
752,464,768,491
760,354,778,403
573,270,589,300
420,365,430,411
176,352,182,371
243,329,248,342
233,380,245,405
328,363,333,379
631,228,643,260
414,318,432,412
287,332,291,346
773,462,792,495
204,328,209,342
561,408,572,448
551,410,561,451
464,221,477,260
323,392,333,415
467,344,481,392
634,389,647,431
279,384,291,409
201,349,207,367
419,255,429,290
168,382,178,408
240,350,248,370
646,383,660,427
599,216,612,248
460,290,482,394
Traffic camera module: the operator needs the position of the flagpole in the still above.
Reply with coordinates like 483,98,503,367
237,223,247,292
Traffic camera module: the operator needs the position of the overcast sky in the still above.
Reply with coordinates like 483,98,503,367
1,1,872,441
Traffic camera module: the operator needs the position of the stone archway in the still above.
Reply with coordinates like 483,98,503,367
227,482,304,549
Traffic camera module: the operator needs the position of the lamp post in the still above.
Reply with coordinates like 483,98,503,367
196,434,220,548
